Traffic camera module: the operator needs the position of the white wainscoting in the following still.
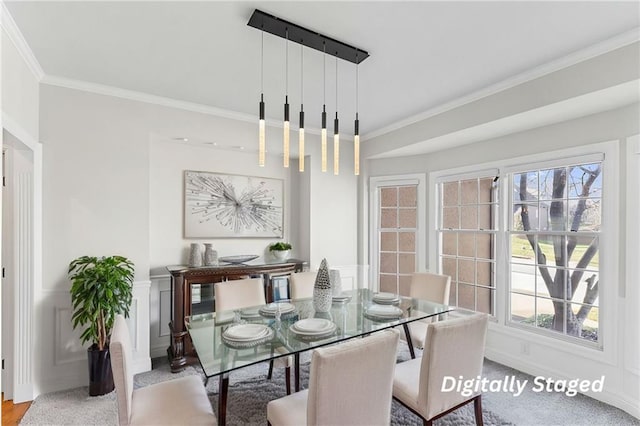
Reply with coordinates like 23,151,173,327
36,280,151,395
150,274,172,359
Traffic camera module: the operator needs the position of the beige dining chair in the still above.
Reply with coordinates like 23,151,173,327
393,313,488,426
110,315,217,425
404,272,451,350
267,329,400,426
214,277,292,394
289,271,316,300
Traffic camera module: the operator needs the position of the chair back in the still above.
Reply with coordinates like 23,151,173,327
214,277,265,312
289,271,316,300
307,329,400,426
409,272,451,305
110,315,134,426
418,313,488,420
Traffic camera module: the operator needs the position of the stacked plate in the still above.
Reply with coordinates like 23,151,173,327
290,318,337,340
365,304,404,321
222,324,274,348
372,292,400,305
258,302,296,318
239,307,262,319
332,294,352,304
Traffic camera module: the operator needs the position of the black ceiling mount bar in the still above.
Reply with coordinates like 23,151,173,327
248,9,369,64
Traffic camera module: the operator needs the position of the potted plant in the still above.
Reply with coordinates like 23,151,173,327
269,242,292,261
69,255,134,396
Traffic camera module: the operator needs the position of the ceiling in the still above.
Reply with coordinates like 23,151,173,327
5,1,640,140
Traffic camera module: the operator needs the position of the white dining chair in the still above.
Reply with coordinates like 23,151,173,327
267,329,400,426
214,277,292,394
289,271,316,300
404,272,451,350
110,315,217,425
393,313,488,426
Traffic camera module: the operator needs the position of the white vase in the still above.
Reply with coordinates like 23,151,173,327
313,258,332,312
330,269,342,296
204,244,218,266
188,243,203,267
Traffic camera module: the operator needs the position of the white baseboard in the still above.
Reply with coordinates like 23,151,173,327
13,383,34,404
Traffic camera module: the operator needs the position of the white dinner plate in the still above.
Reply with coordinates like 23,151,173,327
240,307,261,318
293,318,334,334
223,324,270,341
373,292,400,304
290,321,337,337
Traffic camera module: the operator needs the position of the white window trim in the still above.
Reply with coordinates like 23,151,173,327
369,174,426,291
429,140,619,365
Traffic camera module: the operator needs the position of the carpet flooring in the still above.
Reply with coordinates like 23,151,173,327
20,343,639,425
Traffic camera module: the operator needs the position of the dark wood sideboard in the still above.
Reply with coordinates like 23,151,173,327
166,259,305,372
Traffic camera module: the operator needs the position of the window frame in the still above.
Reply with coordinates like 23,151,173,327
369,174,426,292
428,141,619,363
435,170,499,315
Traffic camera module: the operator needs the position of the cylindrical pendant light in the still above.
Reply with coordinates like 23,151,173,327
354,54,360,176
334,54,339,175
321,42,327,172
299,43,305,172
258,26,266,167
283,29,290,168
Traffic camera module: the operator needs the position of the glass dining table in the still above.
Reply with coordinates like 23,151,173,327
185,288,453,426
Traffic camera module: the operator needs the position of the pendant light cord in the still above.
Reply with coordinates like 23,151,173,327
260,26,264,93
323,42,326,105
356,53,359,114
300,43,304,104
335,54,338,113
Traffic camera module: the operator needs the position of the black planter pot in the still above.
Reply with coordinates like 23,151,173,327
88,344,114,396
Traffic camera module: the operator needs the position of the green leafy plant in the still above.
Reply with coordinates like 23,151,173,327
269,242,292,251
69,255,134,350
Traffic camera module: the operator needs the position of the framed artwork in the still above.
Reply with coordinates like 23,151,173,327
184,170,284,238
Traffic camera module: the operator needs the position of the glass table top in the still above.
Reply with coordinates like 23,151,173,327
185,288,452,379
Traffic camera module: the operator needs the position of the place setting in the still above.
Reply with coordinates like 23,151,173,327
372,292,400,305
289,317,337,341
221,323,275,349
258,302,297,318
364,304,404,322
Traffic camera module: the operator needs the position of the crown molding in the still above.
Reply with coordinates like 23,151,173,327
41,74,327,136
1,1,44,81
362,27,640,141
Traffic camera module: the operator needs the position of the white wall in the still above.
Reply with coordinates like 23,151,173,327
360,41,640,417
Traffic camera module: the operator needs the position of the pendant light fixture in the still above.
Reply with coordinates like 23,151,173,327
321,42,328,172
258,25,266,167
248,9,369,175
354,52,360,176
283,28,290,168
334,54,340,175
299,42,305,172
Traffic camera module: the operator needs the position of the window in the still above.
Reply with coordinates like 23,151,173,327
378,185,418,295
370,174,425,296
437,174,498,314
509,160,602,344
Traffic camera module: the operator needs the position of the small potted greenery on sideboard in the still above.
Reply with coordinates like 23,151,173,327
269,242,292,261
68,255,134,396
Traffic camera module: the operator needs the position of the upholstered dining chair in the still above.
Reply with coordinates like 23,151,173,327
267,329,400,426
404,272,451,350
393,313,488,426
110,315,217,425
214,277,292,394
289,271,316,300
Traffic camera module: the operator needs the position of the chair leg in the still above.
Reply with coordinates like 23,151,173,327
285,366,291,395
473,395,483,426
423,419,432,426
267,359,274,379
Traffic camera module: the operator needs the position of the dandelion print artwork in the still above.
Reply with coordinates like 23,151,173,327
184,171,283,238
